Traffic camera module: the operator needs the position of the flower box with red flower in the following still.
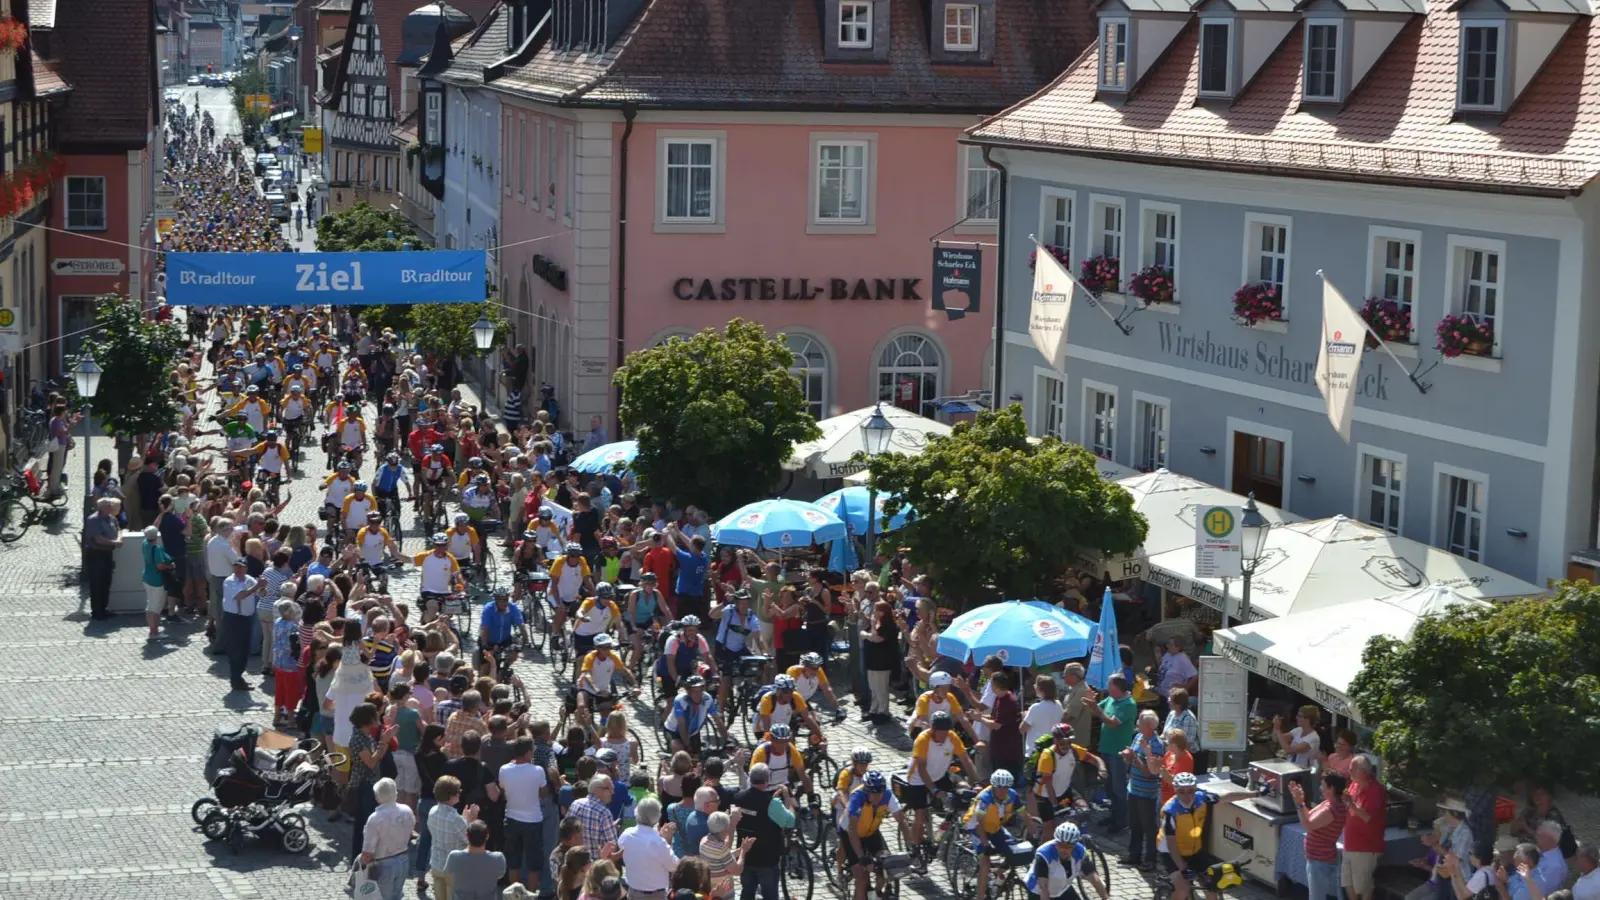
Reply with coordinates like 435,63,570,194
1434,313,1494,358
1128,265,1176,305
1028,244,1070,273
1078,254,1120,295
1358,297,1413,349
1231,282,1284,326
0,18,27,53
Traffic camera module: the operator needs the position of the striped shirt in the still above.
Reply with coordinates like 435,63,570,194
259,566,292,614
444,709,483,759
1126,734,1166,800
1304,799,1348,863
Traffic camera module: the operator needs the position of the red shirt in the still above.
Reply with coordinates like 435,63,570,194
643,545,677,604
1160,749,1194,805
408,427,442,459
1342,778,1388,853
1305,798,1349,862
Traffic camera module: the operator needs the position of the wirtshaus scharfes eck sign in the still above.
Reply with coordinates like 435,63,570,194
1156,322,1395,401
165,251,488,306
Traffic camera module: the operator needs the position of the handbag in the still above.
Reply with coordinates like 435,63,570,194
341,781,363,817
345,861,380,898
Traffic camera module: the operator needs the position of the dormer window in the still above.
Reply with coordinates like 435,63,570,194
944,4,978,51
1099,19,1129,89
839,2,873,48
1458,22,1503,110
1198,21,1232,95
1303,20,1340,102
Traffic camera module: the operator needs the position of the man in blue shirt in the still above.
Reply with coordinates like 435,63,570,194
665,522,709,620
372,452,413,509
480,588,527,656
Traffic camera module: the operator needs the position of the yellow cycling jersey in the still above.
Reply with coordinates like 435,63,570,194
836,766,867,795
912,690,964,722
843,787,898,838
756,691,810,720
963,786,1021,835
749,741,804,776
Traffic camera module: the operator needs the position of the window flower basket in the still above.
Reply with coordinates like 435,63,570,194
1078,254,1120,294
1128,265,1176,305
0,18,28,53
1232,282,1284,326
1435,313,1494,358
1028,244,1069,272
471,154,483,169
1358,297,1413,349
422,143,444,164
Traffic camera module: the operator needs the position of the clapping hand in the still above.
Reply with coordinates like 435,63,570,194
1288,782,1305,804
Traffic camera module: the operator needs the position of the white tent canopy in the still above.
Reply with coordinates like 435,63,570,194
1087,469,1300,581
784,406,951,479
1212,584,1490,721
1146,515,1543,621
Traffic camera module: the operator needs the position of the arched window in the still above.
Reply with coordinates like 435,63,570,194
654,331,692,347
876,332,942,418
786,333,830,419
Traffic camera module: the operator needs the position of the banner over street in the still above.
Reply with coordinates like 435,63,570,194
165,250,487,306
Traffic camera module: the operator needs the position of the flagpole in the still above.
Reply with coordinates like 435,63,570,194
1031,236,1133,336
1315,269,1431,394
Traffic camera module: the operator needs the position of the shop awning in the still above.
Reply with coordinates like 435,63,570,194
1212,584,1489,722
1145,515,1544,622
270,110,295,122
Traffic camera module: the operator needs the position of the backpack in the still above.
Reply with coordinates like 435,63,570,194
1022,734,1056,785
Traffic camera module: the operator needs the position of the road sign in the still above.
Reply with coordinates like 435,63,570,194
52,258,126,277
1194,504,1243,579
302,127,323,153
0,307,20,355
247,94,272,112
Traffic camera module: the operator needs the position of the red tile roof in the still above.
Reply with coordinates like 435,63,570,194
492,0,1092,112
970,2,1600,194
31,50,70,97
52,0,153,147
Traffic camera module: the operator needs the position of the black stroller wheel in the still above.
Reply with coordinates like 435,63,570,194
191,797,219,824
200,808,229,840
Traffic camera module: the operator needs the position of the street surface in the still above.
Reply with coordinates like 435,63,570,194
0,87,1280,900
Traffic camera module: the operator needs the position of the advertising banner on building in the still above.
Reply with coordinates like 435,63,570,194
302,127,323,154
1028,241,1072,369
165,250,487,306
1314,274,1367,442
931,245,981,321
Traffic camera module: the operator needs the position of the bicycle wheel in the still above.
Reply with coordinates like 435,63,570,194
818,827,845,892
525,594,548,654
0,497,27,543
793,800,827,853
1080,839,1111,897
948,843,978,896
780,840,814,900
810,753,841,800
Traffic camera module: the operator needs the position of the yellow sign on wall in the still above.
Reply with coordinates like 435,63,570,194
247,94,272,111
302,127,323,154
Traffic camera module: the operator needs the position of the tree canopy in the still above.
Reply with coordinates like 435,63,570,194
614,320,820,514
76,294,187,437
866,405,1148,605
1348,582,1600,796
314,203,419,252
409,301,508,361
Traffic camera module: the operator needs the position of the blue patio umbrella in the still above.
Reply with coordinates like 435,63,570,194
570,440,637,475
815,485,913,534
1086,587,1121,689
936,600,1097,667
712,498,847,550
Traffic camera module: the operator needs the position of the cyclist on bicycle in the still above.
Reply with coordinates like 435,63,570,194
337,405,368,469
340,481,376,543
576,632,635,722
223,384,272,433
321,461,355,521
355,510,401,567
965,769,1025,900
622,572,668,672
904,711,976,853
908,671,971,737
749,723,809,797
445,512,484,568
525,507,564,558
246,430,290,485
1027,823,1110,900
711,588,761,708
661,674,727,755
459,472,496,524
834,747,875,821
1161,772,1221,900
787,652,840,713
279,383,310,443
372,452,413,513
548,542,593,640
658,615,716,700
754,674,825,745
417,442,452,522
410,532,464,623
840,770,913,900
571,582,623,675
455,456,489,489
1030,724,1106,839
479,586,528,673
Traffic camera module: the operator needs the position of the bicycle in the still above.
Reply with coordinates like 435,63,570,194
780,838,815,900
947,830,1037,900
1152,853,1253,900
794,728,843,852
0,471,68,543
517,571,551,654
377,494,405,553
719,655,769,744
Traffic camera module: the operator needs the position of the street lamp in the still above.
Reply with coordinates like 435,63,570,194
72,353,102,513
859,403,895,565
471,316,496,354
1234,493,1272,624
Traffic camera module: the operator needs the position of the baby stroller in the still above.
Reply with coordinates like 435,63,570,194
192,730,345,853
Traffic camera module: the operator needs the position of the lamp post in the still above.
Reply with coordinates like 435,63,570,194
859,403,895,567
71,353,103,514
1234,492,1272,624
471,316,496,354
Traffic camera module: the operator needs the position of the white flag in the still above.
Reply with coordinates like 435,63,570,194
1029,243,1073,369
1314,276,1367,442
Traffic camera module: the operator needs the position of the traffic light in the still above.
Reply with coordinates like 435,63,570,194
207,64,214,72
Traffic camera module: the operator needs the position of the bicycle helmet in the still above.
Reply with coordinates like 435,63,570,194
683,675,706,689
469,457,484,468
290,384,303,393
537,509,554,520
596,582,616,599
353,481,368,492
431,532,448,545
366,510,381,520
430,443,443,453
454,512,469,524
928,671,953,688
990,769,1015,788
680,615,701,628
800,652,824,667
493,587,511,600
767,724,792,741
262,430,278,439
731,588,753,604
338,461,352,471
929,711,955,731
850,748,874,764
593,633,616,648
864,771,888,794
473,474,490,485
773,674,796,691
1051,723,1076,744
386,452,400,463
639,571,658,582
246,384,260,393
1172,772,1199,789
564,542,583,554
1054,822,1081,845
522,529,540,540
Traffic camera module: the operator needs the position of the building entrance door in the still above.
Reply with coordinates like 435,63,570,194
1231,430,1284,508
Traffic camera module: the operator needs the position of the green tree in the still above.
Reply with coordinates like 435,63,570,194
74,294,187,438
410,301,508,360
314,202,419,252
1348,583,1600,795
614,320,821,513
866,405,1147,605
229,66,270,142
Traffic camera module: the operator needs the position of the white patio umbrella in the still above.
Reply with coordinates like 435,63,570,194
1086,468,1300,582
1145,515,1543,622
1212,584,1489,721
784,405,952,479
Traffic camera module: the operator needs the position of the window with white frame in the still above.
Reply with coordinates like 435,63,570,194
839,2,872,48
1372,232,1418,326
1090,196,1124,285
1458,244,1501,334
1035,371,1066,439
1099,19,1128,89
962,145,1000,222
787,334,830,420
663,139,716,221
1304,21,1340,101
944,4,978,50
565,127,576,222
1143,205,1178,274
1458,23,1502,110
816,140,869,224
66,176,106,230
1041,191,1073,264
1084,385,1117,460
1198,21,1232,95
1360,451,1404,534
876,333,942,419
1441,472,1486,561
1134,398,1168,471
1247,215,1290,302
